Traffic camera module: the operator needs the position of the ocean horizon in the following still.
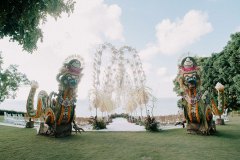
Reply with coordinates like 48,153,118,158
0,97,180,117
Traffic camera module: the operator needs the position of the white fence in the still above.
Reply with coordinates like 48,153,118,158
3,112,44,128
4,112,26,126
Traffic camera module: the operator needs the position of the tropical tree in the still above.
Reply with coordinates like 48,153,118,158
173,32,240,111
201,32,240,110
0,53,29,102
0,0,75,52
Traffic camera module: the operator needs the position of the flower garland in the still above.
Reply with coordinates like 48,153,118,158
184,92,202,105
211,99,223,116
67,106,71,123
187,89,201,123
46,108,55,124
57,90,68,125
188,90,193,122
195,89,200,123
34,99,42,118
205,107,212,122
57,105,65,125
57,89,73,125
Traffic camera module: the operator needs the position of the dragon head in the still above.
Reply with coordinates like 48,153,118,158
57,55,84,90
178,57,200,91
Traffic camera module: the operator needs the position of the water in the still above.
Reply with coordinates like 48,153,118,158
0,98,180,117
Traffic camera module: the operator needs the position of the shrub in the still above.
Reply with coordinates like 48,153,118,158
110,113,129,119
127,116,138,123
136,120,144,126
90,117,107,130
144,115,159,132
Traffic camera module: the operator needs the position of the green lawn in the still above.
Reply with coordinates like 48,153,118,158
0,117,240,160
0,116,4,122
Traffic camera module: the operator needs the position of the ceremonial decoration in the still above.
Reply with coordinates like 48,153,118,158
26,55,84,137
89,43,150,118
177,57,225,134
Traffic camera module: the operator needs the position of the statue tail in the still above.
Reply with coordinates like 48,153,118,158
211,89,225,116
26,81,48,118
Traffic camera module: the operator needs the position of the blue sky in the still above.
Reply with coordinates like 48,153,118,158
106,0,240,58
0,0,240,115
105,0,240,98
107,0,240,51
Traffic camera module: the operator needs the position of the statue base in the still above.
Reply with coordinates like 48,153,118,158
38,123,73,137
187,121,216,135
25,121,34,128
216,118,224,125
55,124,72,138
187,123,202,134
38,122,49,135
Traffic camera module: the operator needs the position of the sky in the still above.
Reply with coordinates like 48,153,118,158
0,0,240,115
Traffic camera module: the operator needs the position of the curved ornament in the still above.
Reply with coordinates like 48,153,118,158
89,43,149,114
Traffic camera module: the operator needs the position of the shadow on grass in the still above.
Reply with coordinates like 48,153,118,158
214,130,240,139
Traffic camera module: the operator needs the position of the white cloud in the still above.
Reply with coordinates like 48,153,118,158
143,65,176,98
142,62,152,75
0,0,124,102
157,67,167,76
144,65,177,98
235,26,240,32
140,10,213,60
155,67,175,94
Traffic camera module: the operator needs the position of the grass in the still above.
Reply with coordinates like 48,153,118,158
0,116,4,122
0,117,240,160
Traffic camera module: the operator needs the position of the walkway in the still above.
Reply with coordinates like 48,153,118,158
101,118,146,131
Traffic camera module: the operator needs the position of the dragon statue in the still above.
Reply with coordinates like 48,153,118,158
177,57,225,135
26,55,84,137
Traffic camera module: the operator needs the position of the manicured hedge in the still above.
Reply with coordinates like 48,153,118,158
0,109,25,116
110,113,129,119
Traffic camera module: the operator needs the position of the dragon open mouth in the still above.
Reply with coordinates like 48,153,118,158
188,83,196,89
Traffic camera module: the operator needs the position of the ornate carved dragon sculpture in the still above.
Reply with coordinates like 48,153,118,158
177,57,225,135
26,55,84,137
